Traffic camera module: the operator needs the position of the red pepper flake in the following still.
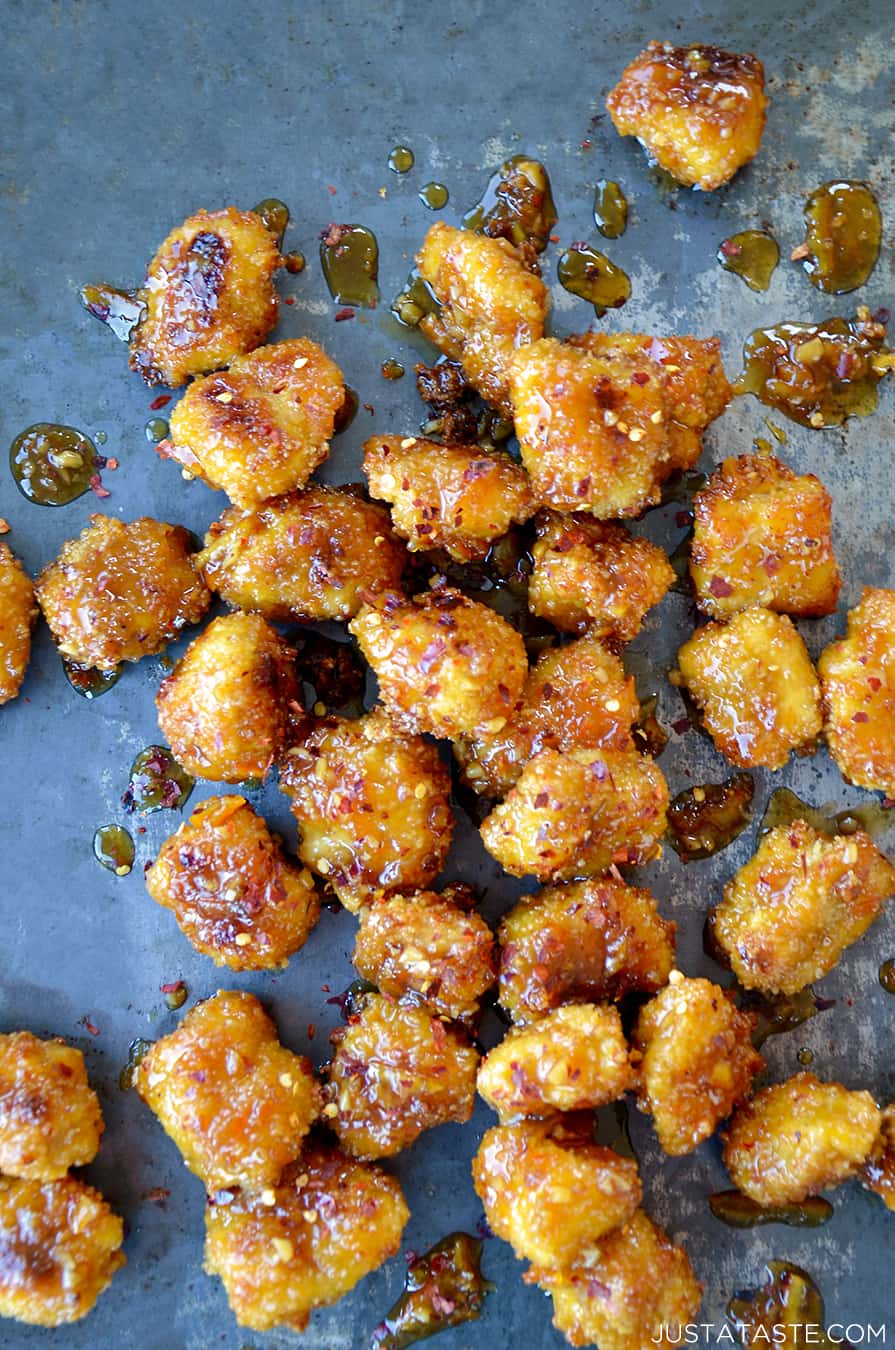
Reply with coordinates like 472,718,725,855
675,509,692,528
105,457,119,471
89,473,111,500
867,676,882,691
307,1023,316,1040
883,798,895,810
672,716,692,735
321,983,330,993
362,402,375,414
852,711,869,723
0,518,9,535
284,295,295,305
334,307,355,322
82,1018,100,1037
327,184,337,195
580,138,593,149
149,394,171,411
144,1187,170,1205
632,370,649,386
719,238,742,258
708,575,733,597
159,980,184,996
761,553,781,575
549,233,560,244
534,791,550,808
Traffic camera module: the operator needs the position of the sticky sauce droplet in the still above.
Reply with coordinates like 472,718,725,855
145,418,169,442
593,179,628,238
62,656,122,700
252,198,290,247
93,825,135,876
320,223,379,307
735,311,894,427
419,182,449,210
463,156,557,252
717,229,779,292
121,746,194,814
10,424,98,506
558,244,631,317
388,145,414,174
799,180,881,294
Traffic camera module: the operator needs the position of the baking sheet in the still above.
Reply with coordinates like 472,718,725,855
1,0,894,1345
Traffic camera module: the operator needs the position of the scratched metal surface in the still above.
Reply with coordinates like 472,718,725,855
1,0,894,1346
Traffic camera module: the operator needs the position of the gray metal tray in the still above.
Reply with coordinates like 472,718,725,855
1,1,893,1345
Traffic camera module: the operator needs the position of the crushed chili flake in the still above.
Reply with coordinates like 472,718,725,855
0,518,9,535
327,184,337,195
334,307,355,322
719,238,742,258
144,1187,170,1205
708,575,733,597
852,711,869,723
82,1018,100,1037
284,295,295,305
307,1023,316,1039
672,716,692,735
675,509,692,528
363,402,375,414
89,473,111,499
149,394,171,411
159,980,184,995
580,139,593,149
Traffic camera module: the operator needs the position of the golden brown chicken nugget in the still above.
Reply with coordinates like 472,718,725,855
510,338,673,517
529,1209,702,1350
0,544,35,705
0,1176,125,1327
476,1003,635,1122
0,1032,103,1181
632,974,763,1156
198,486,405,622
473,1118,641,1267
350,588,527,740
146,795,320,969
130,206,281,386
480,747,668,883
279,708,453,912
325,993,478,1159
819,587,895,796
363,433,534,562
352,890,496,1023
456,632,638,798
528,511,674,641
690,453,840,618
203,1147,408,1332
416,222,549,414
711,820,895,994
498,876,675,1023
164,339,345,507
156,612,298,783
570,331,731,436
37,515,210,671
723,1073,881,1206
136,990,320,1191
607,42,768,190
863,1103,895,1211
675,608,822,770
